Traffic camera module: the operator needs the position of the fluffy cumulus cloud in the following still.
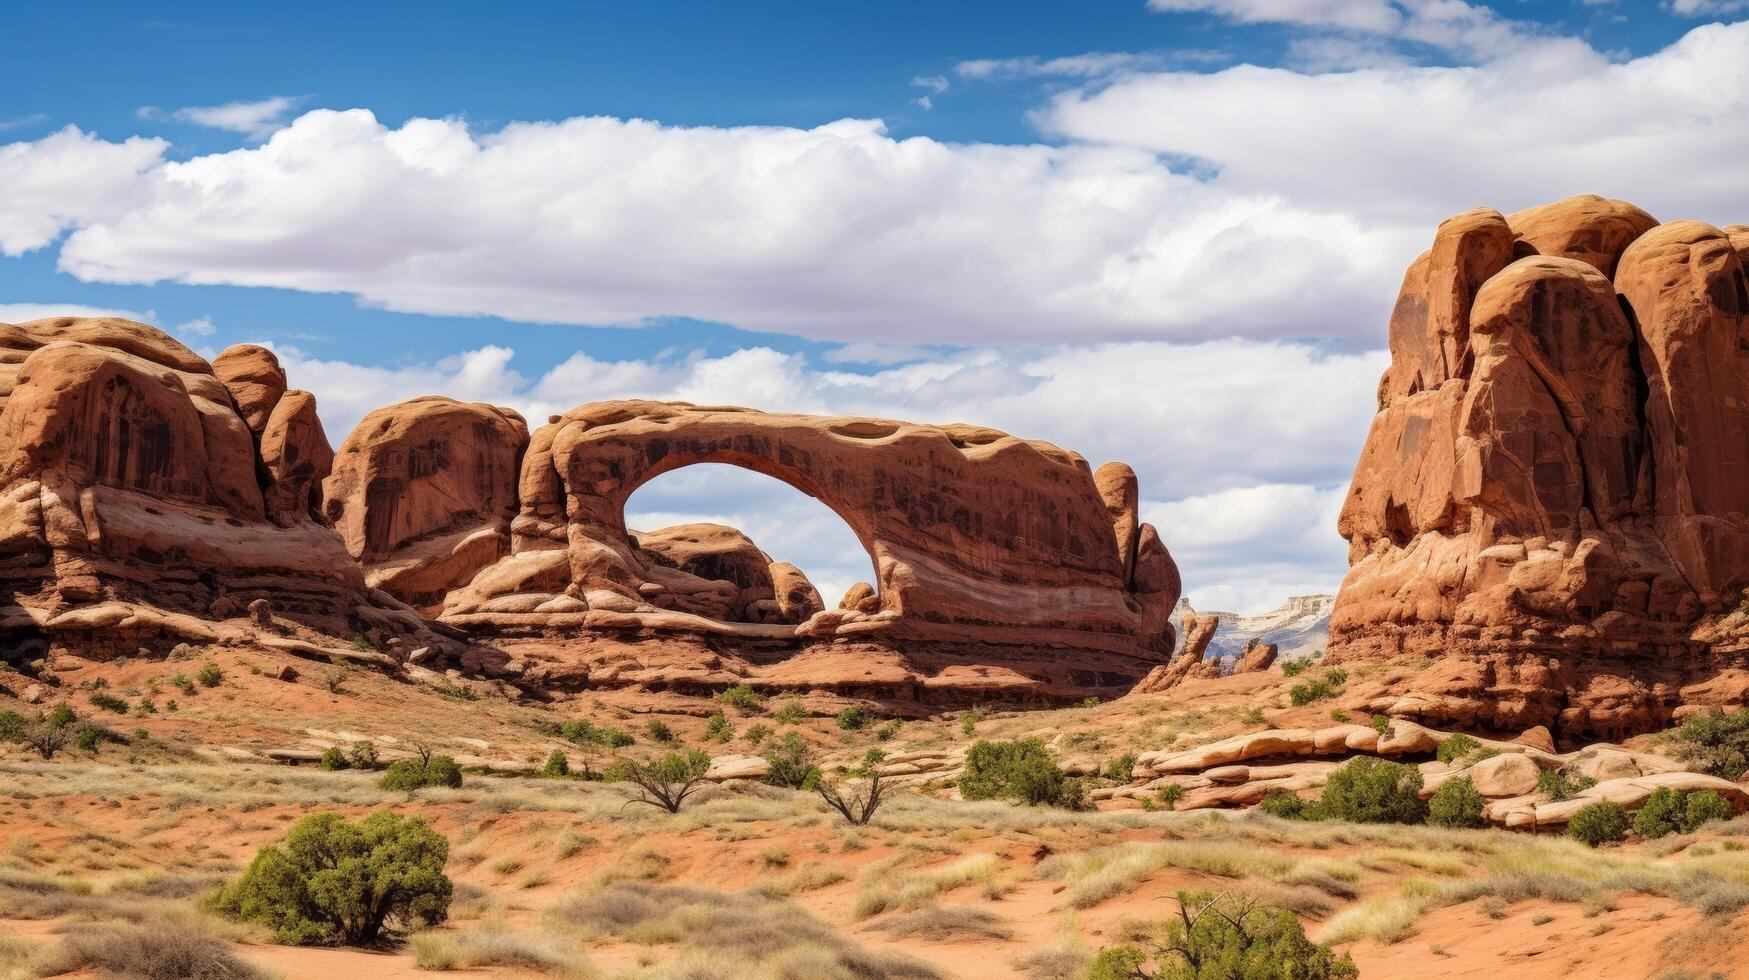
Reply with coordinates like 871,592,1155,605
0,127,166,256
1047,22,1749,224
269,337,1383,613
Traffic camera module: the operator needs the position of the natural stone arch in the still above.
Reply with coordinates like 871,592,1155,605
446,400,1180,659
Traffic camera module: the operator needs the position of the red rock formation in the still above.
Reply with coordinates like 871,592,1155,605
321,396,529,611
438,401,1180,697
212,344,288,438
1233,640,1277,674
0,317,365,641
1332,195,1749,738
1133,611,1220,693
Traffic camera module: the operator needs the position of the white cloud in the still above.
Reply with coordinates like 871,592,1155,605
0,126,166,256
955,51,1176,79
173,315,217,337
1046,22,1749,224
1148,0,1402,34
0,302,149,323
911,74,950,93
265,336,1383,613
139,96,303,140
1669,0,1748,15
912,95,934,111
18,109,1403,345
1147,0,1543,61
0,114,48,131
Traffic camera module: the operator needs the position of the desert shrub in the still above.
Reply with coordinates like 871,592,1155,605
1099,890,1356,980
88,691,128,713
705,711,732,742
208,810,451,945
773,699,806,725
961,707,984,736
380,755,463,791
718,684,763,711
169,673,195,695
319,747,350,772
644,719,674,743
1290,675,1341,706
743,722,772,746
347,741,380,770
1436,733,1481,765
1158,784,1186,809
1670,709,1749,780
763,732,822,790
43,923,269,979
542,750,570,778
877,718,904,741
47,704,76,728
1281,659,1311,678
1260,790,1307,819
625,749,711,814
1304,757,1426,824
819,770,886,826
596,726,633,748
1329,709,1350,722
1635,787,1685,839
1370,714,1391,734
1568,801,1629,848
1427,775,1485,828
602,759,636,783
1103,753,1137,781
836,706,869,731
1684,789,1733,833
0,709,23,741
1538,767,1597,801
960,738,1082,807
23,719,70,759
74,725,102,753
196,662,224,687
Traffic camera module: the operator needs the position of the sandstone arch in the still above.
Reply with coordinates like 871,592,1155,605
443,400,1180,662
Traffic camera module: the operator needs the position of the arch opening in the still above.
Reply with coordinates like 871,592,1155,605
621,463,878,623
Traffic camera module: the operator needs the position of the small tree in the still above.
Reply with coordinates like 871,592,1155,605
624,749,711,814
818,770,885,826
1633,786,1685,839
319,747,350,772
379,755,463,791
542,749,570,778
207,810,451,945
1094,890,1357,980
763,732,822,790
1428,775,1485,828
23,719,70,760
1568,801,1628,847
1304,757,1426,824
1684,789,1732,833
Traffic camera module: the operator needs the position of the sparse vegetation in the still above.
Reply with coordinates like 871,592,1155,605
196,662,224,688
1538,767,1597,801
380,753,464,790
960,738,1085,808
1435,733,1481,765
1290,668,1347,706
1568,801,1629,848
88,691,129,713
41,923,271,980
717,684,763,711
836,706,870,731
1427,776,1485,828
1091,890,1356,980
624,748,711,813
542,749,570,778
763,732,823,790
208,810,452,945
1668,709,1749,779
819,770,886,826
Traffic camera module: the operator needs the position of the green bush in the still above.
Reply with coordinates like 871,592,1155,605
763,732,822,790
1157,784,1186,809
1281,659,1310,678
47,704,76,728
602,759,637,783
1260,790,1307,819
1100,890,1356,980
319,748,350,772
542,750,570,778
196,663,224,688
704,711,732,742
88,692,128,714
74,725,102,753
1684,789,1733,833
743,722,772,746
347,742,380,771
1370,714,1391,734
379,756,463,791
960,738,1081,808
1102,753,1137,781
1634,786,1684,839
207,810,451,945
1537,767,1597,801
1568,801,1629,847
1435,733,1481,765
169,673,195,695
834,707,868,731
1290,677,1337,706
644,720,674,743
1304,757,1426,824
1670,709,1749,780
1428,775,1485,828
773,700,806,725
717,684,763,711
0,709,25,741
876,719,903,741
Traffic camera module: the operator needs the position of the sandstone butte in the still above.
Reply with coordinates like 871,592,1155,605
1330,194,1749,739
0,320,1180,707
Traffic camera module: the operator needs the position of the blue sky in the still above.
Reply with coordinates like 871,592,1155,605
5,0,1747,611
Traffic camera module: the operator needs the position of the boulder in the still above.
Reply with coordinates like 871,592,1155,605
704,754,771,782
768,562,823,623
1233,640,1277,673
1464,752,1541,798
211,344,287,438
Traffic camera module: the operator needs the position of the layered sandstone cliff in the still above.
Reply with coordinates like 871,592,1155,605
1331,195,1749,737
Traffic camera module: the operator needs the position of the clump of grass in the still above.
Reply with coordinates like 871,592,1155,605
867,906,1015,941
410,925,590,974
1039,841,1300,909
855,853,1003,917
40,923,270,980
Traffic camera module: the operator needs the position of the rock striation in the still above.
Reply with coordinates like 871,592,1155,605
1332,195,1749,738
0,321,387,649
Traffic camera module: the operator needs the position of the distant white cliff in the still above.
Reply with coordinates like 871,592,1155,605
1174,593,1333,666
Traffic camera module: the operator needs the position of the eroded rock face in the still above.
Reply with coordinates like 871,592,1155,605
440,401,1180,687
322,396,529,610
0,317,363,638
1133,610,1220,693
1332,195,1749,738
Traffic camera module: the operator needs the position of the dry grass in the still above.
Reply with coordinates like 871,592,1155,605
548,882,939,979
409,925,594,976
37,922,271,980
854,852,1003,918
865,905,1014,941
1037,839,1305,909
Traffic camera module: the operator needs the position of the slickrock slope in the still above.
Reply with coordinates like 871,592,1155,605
1332,195,1749,738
